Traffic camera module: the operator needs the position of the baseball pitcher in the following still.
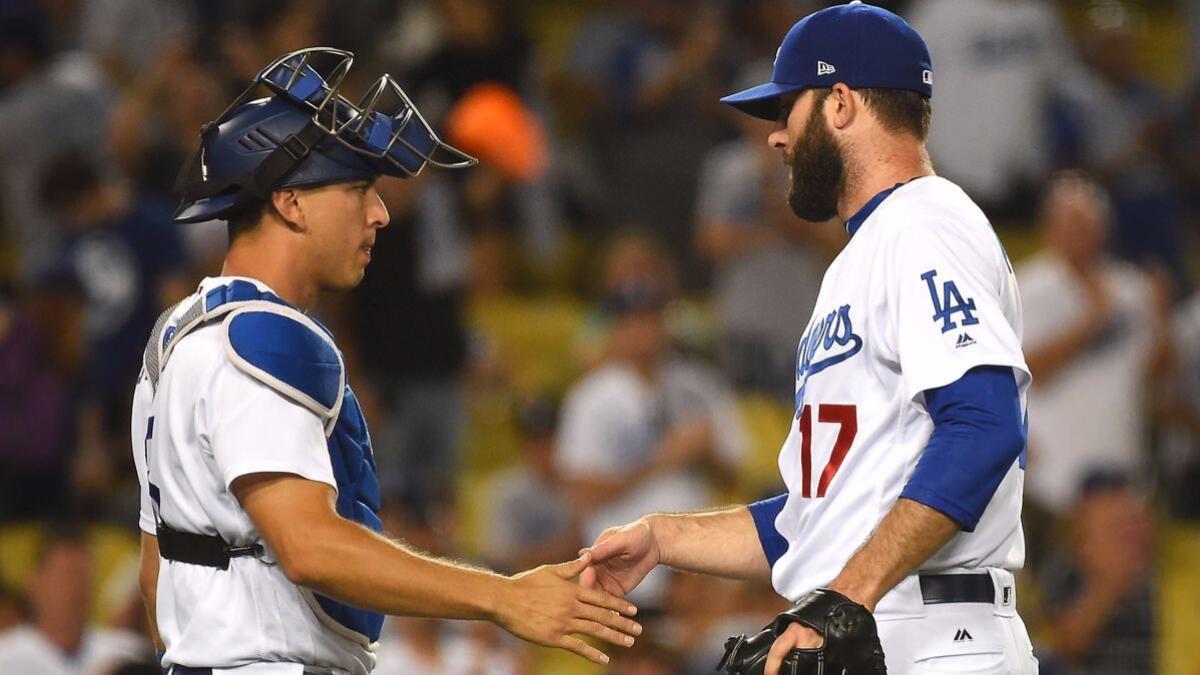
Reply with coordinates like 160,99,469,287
580,4,1038,673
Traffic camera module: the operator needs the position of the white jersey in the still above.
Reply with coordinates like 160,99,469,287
131,276,373,674
769,177,1031,616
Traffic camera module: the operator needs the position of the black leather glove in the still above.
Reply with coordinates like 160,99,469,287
718,588,887,675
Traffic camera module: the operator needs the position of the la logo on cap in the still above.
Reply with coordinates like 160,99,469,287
817,61,837,76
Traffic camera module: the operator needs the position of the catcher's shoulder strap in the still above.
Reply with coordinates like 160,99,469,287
144,280,288,390
143,280,343,434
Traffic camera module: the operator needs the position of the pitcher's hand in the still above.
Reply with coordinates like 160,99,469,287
579,519,661,598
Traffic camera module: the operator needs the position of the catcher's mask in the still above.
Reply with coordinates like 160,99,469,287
173,47,477,224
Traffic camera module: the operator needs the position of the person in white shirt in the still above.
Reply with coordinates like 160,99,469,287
1018,172,1171,514
132,48,639,675
696,60,837,400
907,0,1077,214
580,4,1037,674
0,531,148,675
556,279,746,606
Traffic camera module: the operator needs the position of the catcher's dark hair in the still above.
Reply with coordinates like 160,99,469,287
226,200,270,243
857,88,931,140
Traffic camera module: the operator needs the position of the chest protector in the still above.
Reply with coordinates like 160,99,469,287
144,279,385,646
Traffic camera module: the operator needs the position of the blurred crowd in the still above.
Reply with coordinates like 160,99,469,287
2,0,1200,673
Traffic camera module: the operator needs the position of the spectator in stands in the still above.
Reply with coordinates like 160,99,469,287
107,45,223,214
107,45,228,273
1158,288,1200,519
78,0,193,86
374,502,525,675
908,0,1076,219
0,530,148,674
405,0,535,116
0,281,82,518
0,585,28,633
345,169,470,511
696,60,838,400
1036,471,1156,674
483,397,578,574
1055,7,1190,294
1167,77,1200,255
443,81,568,282
1018,172,1171,514
0,0,115,280
219,0,326,86
574,231,679,370
36,153,190,514
556,277,745,607
563,0,732,278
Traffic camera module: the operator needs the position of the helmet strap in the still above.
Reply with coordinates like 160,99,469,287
176,121,332,222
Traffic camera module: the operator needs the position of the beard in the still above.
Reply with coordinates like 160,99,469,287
785,102,845,222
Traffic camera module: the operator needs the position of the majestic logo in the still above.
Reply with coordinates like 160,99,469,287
817,61,837,76
794,304,862,413
953,628,974,642
921,269,979,334
955,332,976,349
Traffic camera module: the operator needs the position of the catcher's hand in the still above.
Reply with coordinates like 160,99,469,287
718,588,887,675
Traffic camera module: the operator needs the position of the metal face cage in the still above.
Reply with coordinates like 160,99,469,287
215,47,477,178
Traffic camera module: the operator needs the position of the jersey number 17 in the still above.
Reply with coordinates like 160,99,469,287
797,404,857,498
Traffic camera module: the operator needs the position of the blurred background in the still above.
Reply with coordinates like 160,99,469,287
0,0,1199,673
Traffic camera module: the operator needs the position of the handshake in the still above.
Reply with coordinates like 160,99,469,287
541,518,886,675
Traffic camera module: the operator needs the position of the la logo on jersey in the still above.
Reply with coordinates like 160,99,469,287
794,304,862,412
921,269,979,333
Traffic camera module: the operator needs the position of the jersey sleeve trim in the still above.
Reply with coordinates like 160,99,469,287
901,366,1027,531
747,493,789,568
908,354,1031,409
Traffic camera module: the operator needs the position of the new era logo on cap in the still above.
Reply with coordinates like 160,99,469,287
923,69,933,85
817,61,837,76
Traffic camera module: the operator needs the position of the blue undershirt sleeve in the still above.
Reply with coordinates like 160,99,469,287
747,493,789,567
899,365,1026,532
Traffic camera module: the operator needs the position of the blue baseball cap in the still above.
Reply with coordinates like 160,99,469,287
721,1,933,120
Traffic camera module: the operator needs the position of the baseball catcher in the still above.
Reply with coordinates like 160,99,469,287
132,47,640,674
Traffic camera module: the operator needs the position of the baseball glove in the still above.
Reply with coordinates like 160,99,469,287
718,588,887,675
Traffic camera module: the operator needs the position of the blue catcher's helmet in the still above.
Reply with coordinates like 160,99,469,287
174,48,476,224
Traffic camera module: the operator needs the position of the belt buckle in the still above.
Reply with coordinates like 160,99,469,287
225,542,275,566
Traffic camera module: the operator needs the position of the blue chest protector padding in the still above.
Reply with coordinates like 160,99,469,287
226,311,343,413
315,386,385,642
223,296,384,644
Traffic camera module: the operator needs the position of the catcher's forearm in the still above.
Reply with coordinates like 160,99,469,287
287,516,509,621
645,505,772,582
827,498,958,610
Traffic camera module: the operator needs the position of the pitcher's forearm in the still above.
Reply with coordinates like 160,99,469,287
827,498,958,610
645,506,771,582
